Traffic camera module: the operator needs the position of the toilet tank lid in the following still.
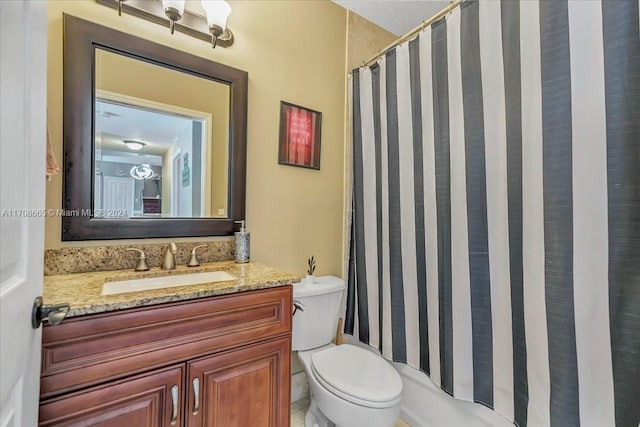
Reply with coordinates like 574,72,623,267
293,276,345,297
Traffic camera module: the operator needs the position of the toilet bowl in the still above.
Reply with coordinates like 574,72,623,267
292,276,402,427
298,343,402,427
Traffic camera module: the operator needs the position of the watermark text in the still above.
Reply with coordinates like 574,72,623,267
1,209,129,218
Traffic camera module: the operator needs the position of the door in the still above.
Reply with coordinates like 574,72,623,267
94,172,103,211
172,153,183,216
38,366,185,427
102,176,134,217
0,1,47,426
186,337,291,427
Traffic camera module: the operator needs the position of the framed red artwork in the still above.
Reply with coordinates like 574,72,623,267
278,101,322,170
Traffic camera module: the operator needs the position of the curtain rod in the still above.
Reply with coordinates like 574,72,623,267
359,0,463,69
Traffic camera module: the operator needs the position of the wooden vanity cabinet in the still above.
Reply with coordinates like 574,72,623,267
38,287,292,427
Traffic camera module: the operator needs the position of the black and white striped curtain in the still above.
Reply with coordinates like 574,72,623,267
345,1,639,426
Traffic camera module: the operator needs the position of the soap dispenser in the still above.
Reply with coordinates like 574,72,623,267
234,220,250,263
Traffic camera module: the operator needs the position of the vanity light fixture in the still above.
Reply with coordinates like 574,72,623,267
123,140,146,151
96,0,234,49
130,164,156,180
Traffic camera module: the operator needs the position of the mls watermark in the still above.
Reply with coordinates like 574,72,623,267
1,209,128,217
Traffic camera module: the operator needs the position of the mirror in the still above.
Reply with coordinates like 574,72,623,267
94,49,230,219
62,15,247,240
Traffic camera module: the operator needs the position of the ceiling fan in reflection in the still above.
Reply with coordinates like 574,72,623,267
130,164,155,180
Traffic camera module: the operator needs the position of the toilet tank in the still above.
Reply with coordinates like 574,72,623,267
292,276,345,351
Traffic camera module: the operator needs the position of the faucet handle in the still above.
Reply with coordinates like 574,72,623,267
125,248,150,271
188,245,208,267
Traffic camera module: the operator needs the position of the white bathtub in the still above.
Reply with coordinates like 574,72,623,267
346,336,513,427
392,362,513,427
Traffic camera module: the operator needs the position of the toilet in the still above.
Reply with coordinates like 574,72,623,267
292,276,403,427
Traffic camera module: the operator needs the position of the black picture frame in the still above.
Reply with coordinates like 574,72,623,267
278,101,322,170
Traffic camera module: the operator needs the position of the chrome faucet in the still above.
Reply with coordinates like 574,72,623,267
162,242,178,270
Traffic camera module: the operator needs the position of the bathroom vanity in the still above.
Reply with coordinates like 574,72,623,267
38,262,296,427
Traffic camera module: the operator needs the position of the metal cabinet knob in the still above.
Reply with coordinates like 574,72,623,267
192,378,200,415
170,385,179,425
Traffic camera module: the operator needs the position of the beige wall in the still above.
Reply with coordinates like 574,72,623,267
46,1,396,279
46,0,349,278
346,11,397,71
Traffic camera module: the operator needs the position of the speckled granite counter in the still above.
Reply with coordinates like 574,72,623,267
44,261,299,318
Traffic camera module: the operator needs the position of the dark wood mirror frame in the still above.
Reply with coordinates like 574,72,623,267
62,14,247,241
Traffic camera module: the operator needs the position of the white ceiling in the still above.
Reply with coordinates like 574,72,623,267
95,99,195,156
334,0,450,36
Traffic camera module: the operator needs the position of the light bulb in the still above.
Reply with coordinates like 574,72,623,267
162,0,185,14
200,0,231,30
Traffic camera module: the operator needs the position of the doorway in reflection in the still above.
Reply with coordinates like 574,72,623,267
94,98,209,218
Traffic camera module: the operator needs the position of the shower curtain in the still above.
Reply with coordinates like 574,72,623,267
344,1,639,426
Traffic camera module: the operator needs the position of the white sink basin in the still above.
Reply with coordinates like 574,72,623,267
101,270,237,296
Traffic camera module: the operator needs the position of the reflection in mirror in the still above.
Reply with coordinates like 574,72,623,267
95,99,204,217
93,48,230,219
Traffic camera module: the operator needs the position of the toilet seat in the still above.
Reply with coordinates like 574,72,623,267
311,344,403,409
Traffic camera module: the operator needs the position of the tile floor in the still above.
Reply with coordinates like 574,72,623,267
290,398,309,426
290,398,410,427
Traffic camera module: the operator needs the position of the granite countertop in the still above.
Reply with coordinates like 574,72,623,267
43,261,299,318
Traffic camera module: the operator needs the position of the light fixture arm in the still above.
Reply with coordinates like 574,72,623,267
117,0,126,16
208,24,224,49
164,6,182,35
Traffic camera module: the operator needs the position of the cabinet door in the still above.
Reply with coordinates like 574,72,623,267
39,365,185,427
187,337,291,427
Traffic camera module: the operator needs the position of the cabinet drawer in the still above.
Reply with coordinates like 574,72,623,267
41,286,292,398
39,365,184,427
